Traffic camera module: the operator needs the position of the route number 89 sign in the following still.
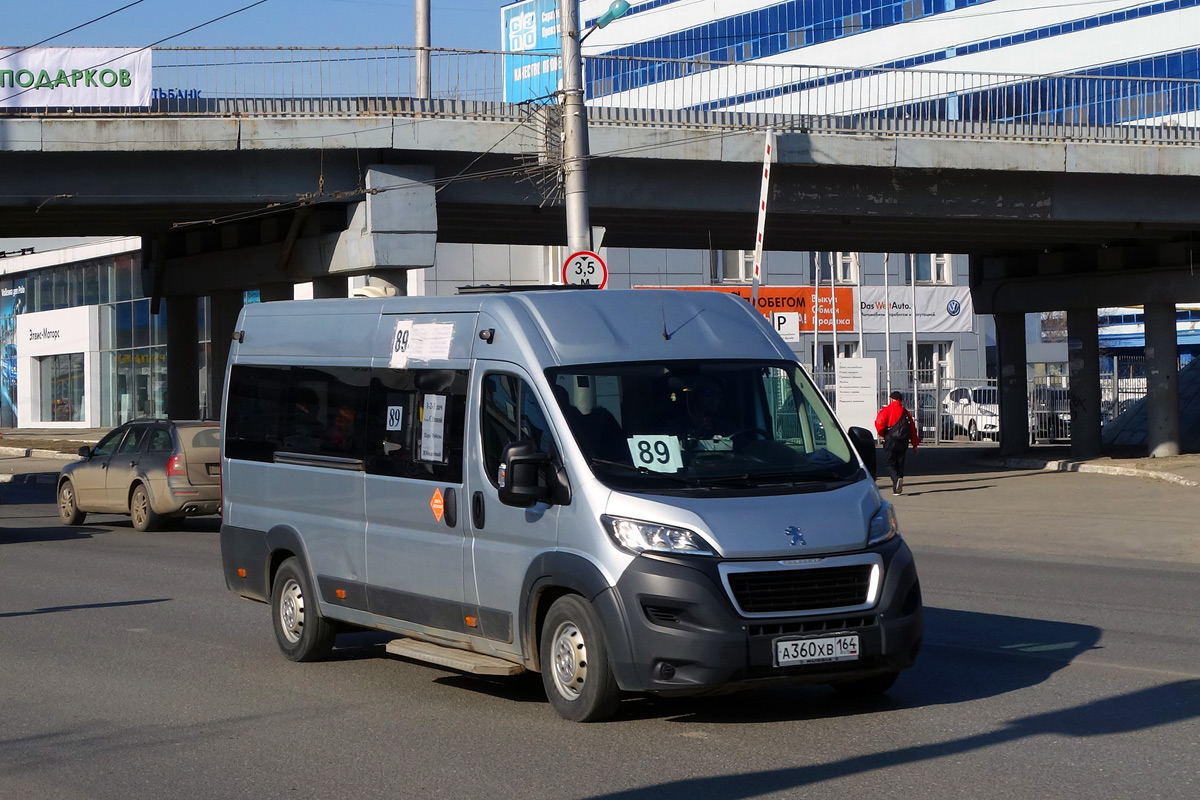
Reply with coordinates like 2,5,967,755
625,435,683,473
562,250,608,288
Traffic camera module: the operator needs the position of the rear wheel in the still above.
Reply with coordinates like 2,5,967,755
58,479,85,525
271,557,336,662
540,595,621,722
130,484,162,532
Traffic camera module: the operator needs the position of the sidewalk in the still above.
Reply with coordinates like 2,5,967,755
970,446,1200,488
0,428,102,461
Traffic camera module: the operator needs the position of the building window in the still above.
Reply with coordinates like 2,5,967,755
810,251,857,284
714,250,754,283
836,252,859,283
904,254,952,284
40,352,84,422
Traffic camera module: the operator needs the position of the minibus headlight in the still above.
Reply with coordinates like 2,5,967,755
601,515,716,556
867,502,899,547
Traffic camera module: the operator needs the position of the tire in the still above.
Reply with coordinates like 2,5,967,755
967,420,979,441
271,557,336,662
130,484,162,532
831,670,900,697
58,479,86,525
539,595,621,722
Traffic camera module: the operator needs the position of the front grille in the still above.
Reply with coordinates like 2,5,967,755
727,565,873,614
750,615,876,638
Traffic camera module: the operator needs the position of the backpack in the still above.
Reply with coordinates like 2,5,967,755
885,410,912,448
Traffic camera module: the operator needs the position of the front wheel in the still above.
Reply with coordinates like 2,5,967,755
130,484,162,532
58,479,86,525
968,420,979,441
271,557,336,662
540,595,621,722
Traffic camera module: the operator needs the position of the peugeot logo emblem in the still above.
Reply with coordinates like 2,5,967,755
785,526,806,546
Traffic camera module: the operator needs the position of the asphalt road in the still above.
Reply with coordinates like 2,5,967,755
1,453,1198,800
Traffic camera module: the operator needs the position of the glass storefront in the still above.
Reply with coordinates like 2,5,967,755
39,353,84,422
1,249,173,427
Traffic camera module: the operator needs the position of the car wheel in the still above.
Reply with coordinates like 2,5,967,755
271,557,336,662
130,484,162,532
831,670,900,697
58,479,86,525
968,420,978,441
540,595,621,722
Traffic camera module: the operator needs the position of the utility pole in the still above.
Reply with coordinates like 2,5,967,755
559,0,591,253
415,0,431,99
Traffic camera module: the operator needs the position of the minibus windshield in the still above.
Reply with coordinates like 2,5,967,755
546,360,859,494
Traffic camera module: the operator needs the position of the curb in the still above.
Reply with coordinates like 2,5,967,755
975,457,1199,487
0,446,77,461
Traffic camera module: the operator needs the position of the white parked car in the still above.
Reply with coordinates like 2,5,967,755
943,386,999,441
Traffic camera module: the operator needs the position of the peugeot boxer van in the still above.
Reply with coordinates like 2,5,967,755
219,288,922,721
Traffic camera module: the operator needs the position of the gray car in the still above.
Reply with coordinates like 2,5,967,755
58,419,221,531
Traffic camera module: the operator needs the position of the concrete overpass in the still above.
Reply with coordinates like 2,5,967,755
3,101,1200,457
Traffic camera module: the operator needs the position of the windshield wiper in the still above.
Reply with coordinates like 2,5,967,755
745,467,854,484
587,458,699,486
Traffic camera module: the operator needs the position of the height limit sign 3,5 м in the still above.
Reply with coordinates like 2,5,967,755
562,250,608,288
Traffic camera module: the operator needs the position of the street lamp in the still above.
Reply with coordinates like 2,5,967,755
560,0,629,253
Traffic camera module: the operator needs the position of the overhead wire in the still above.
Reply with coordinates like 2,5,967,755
1,0,276,104
0,0,151,64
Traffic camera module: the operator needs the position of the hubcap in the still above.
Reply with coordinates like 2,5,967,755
59,485,75,519
549,620,587,701
279,578,304,644
133,491,147,524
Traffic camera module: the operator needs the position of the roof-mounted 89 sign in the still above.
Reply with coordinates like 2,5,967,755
562,250,608,289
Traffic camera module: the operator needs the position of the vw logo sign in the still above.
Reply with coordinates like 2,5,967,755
784,526,806,547
946,299,962,317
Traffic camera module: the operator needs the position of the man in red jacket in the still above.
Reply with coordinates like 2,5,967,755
875,390,919,495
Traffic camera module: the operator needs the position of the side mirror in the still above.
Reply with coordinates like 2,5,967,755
78,445,92,458
847,427,877,479
497,441,557,508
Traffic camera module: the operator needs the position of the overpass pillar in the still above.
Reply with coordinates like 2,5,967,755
209,291,244,421
1144,302,1181,457
312,275,348,298
995,312,1029,456
165,296,199,421
1066,308,1102,459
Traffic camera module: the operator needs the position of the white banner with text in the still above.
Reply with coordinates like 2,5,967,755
0,48,151,108
858,285,974,334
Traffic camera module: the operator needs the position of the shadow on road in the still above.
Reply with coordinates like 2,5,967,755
0,598,170,619
580,680,1200,799
0,524,107,545
356,606,1105,721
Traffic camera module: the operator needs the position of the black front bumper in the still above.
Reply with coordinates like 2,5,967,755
596,536,923,696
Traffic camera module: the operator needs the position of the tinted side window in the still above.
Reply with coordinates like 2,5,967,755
481,374,557,487
225,365,370,463
146,428,173,453
92,428,125,457
364,369,468,483
118,426,147,454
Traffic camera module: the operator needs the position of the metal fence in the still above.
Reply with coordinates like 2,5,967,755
5,47,1200,145
1100,355,1148,424
812,365,1154,446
